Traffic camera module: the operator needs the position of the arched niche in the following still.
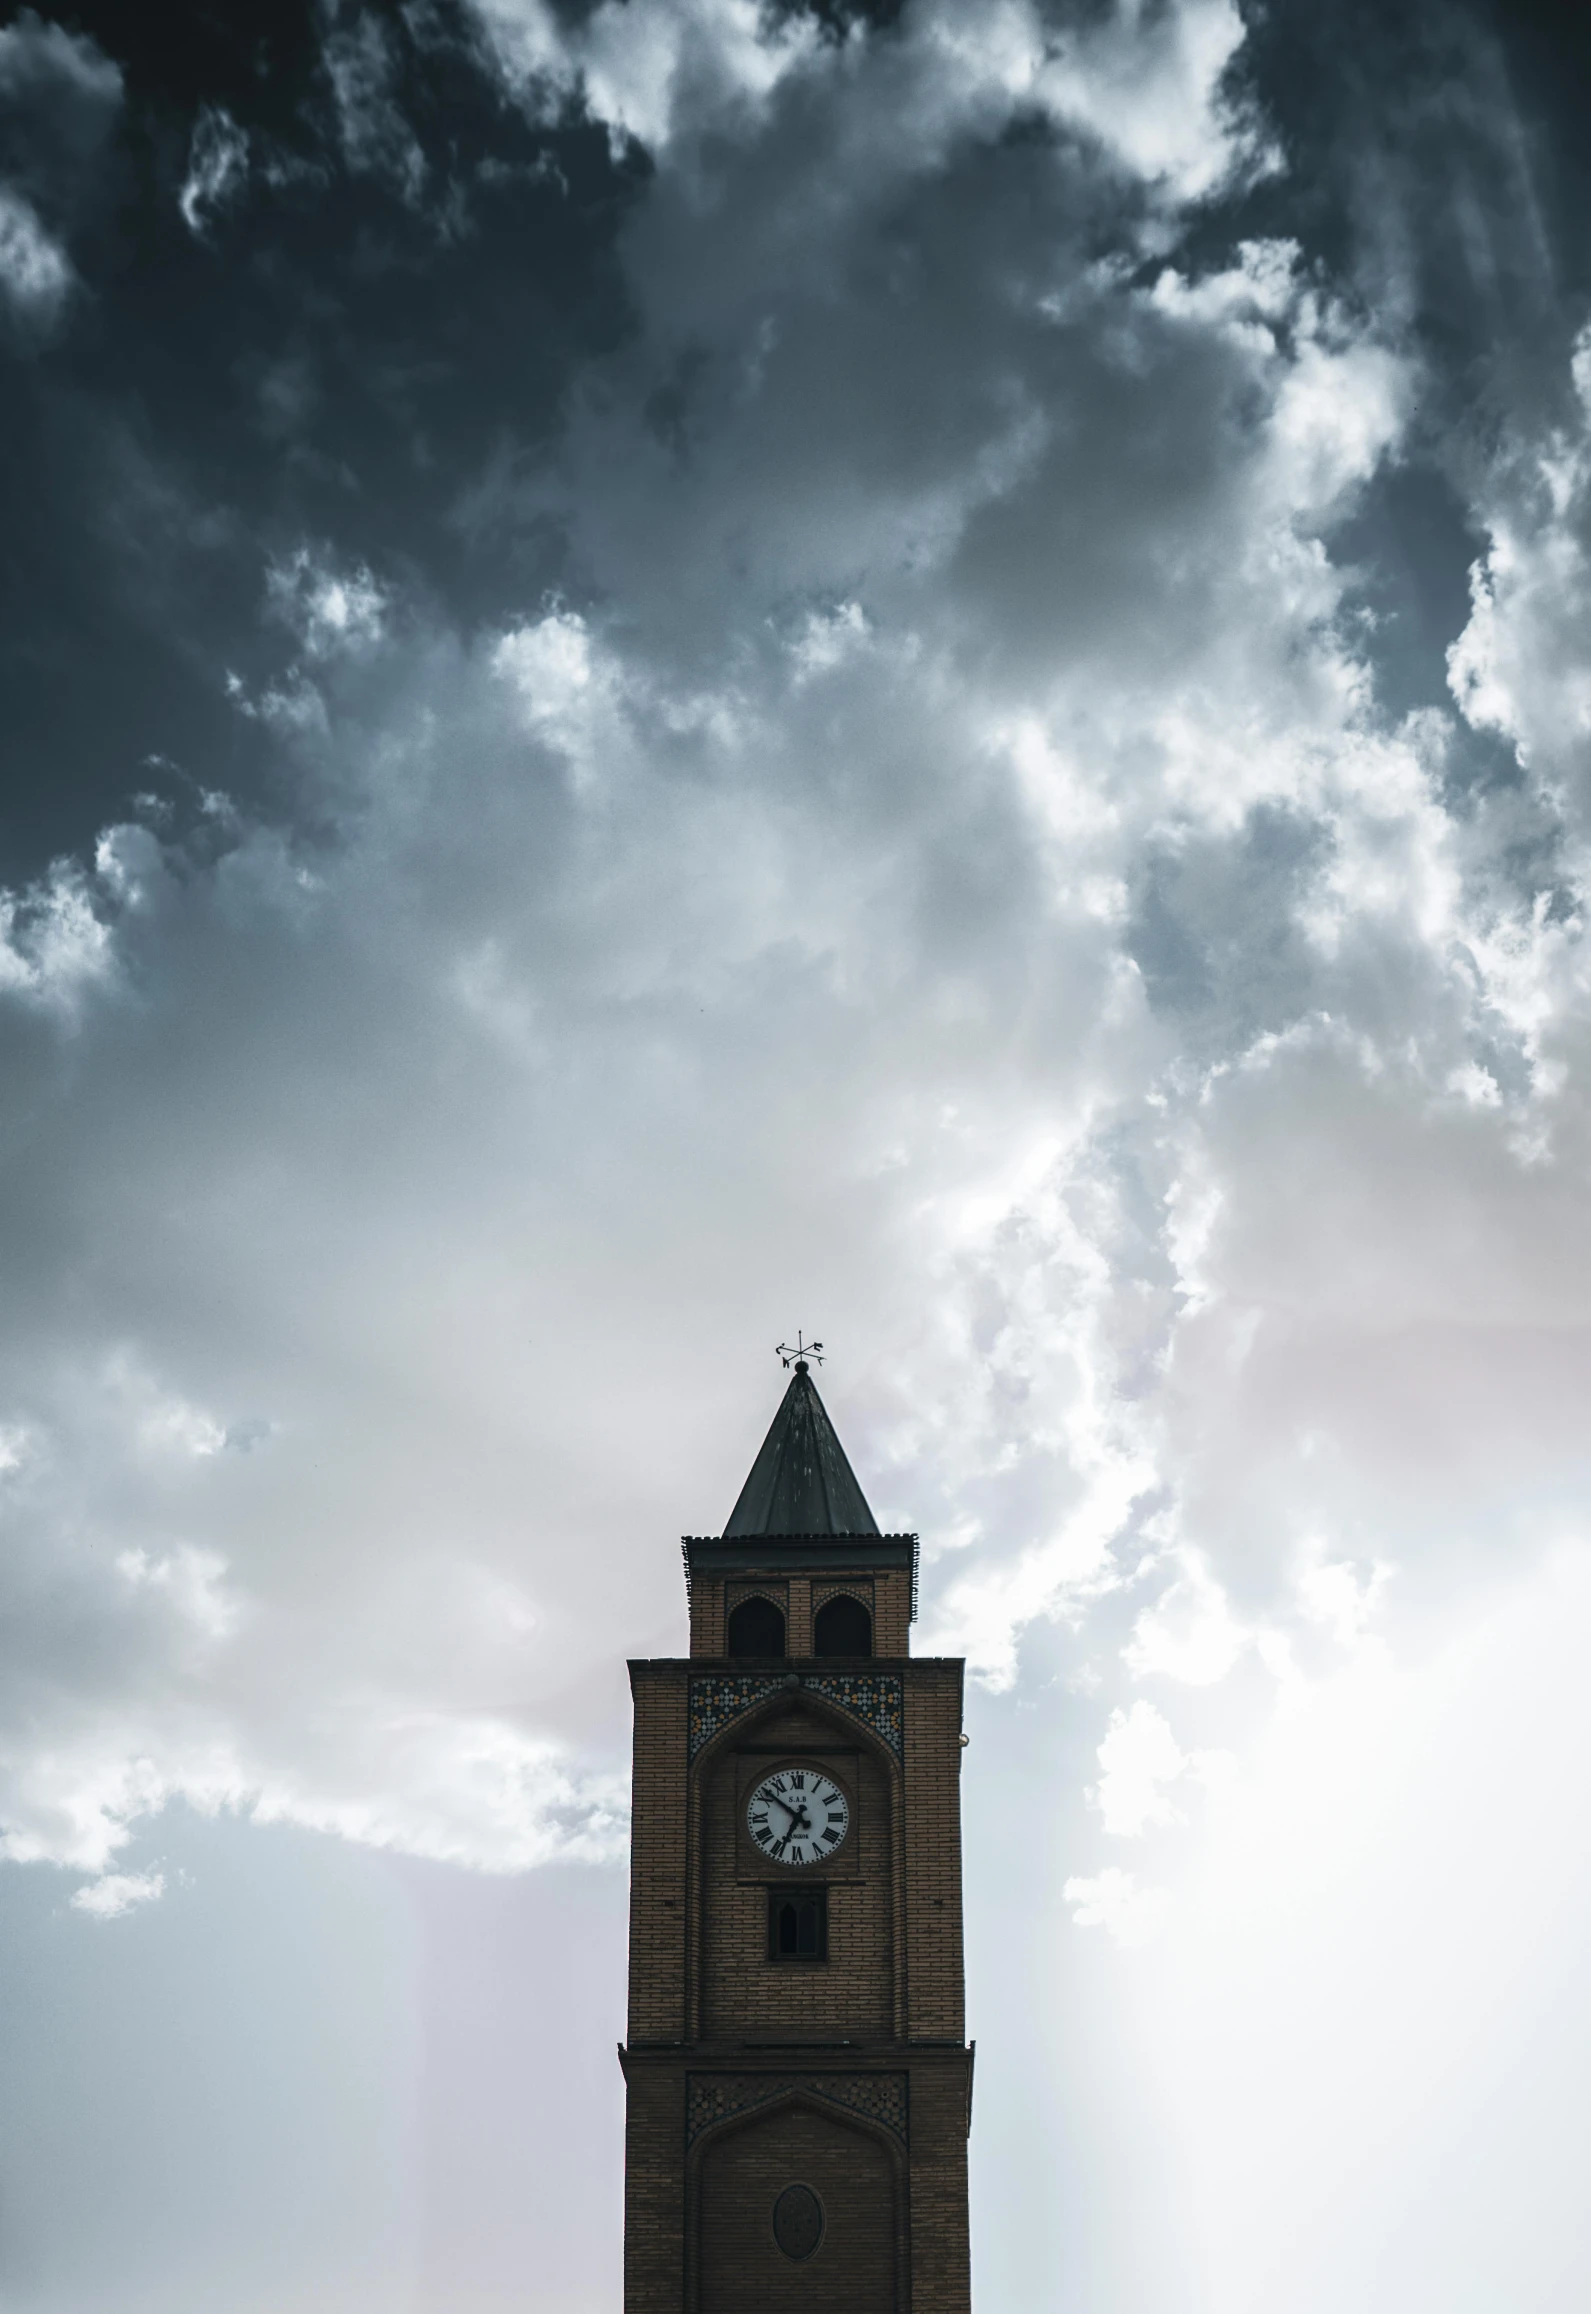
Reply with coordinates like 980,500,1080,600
693,1685,900,2045
813,1592,873,1658
727,1595,786,1659
691,2089,905,2314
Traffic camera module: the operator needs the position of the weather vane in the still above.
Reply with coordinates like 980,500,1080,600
775,1332,824,1369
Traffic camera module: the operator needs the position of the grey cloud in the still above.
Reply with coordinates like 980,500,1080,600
179,104,249,235
0,183,73,329
324,7,428,201
0,10,122,186
1125,802,1329,1043
0,11,120,337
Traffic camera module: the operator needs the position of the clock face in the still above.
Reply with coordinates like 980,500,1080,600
746,1764,850,1869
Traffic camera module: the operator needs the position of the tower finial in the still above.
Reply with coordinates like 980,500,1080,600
775,1332,824,1372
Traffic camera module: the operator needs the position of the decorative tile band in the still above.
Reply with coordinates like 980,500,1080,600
688,1672,904,1759
687,2071,908,2147
801,1672,904,1757
688,1673,787,1757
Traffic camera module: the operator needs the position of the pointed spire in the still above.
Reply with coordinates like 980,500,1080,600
723,1362,881,1537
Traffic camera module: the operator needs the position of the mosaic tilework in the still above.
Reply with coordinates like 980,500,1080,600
800,1673,904,1758
687,1672,905,1759
688,1673,788,1758
687,2071,908,2147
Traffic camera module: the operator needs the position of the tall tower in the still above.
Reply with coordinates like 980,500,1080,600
619,1359,973,2312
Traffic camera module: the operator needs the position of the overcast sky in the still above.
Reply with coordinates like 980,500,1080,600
3,0,1591,2306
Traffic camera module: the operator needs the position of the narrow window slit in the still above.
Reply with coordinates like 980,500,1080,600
768,1887,827,1961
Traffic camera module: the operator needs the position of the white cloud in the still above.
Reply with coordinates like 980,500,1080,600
0,858,115,1012
266,547,390,659
0,182,72,325
1,1746,177,1874
1089,1699,1187,1836
1448,317,1591,813
469,0,820,155
0,12,120,332
249,1716,629,1872
117,1547,239,1642
1036,0,1266,201
1125,1555,1248,1687
468,0,1265,195
179,104,248,235
1064,1864,1168,1945
70,1867,166,1919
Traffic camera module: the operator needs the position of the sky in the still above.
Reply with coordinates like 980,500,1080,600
3,0,1591,2306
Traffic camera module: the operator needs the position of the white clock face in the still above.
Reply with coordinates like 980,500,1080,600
746,1764,850,1869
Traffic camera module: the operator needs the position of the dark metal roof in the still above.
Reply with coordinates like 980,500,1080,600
723,1362,881,1538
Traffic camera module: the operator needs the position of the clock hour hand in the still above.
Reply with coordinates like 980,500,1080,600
761,1796,797,1851
765,1792,815,1831
758,1790,815,1857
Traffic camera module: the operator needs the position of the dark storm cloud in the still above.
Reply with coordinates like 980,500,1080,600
1224,0,1591,728
0,11,121,225
0,0,640,877
0,0,1574,870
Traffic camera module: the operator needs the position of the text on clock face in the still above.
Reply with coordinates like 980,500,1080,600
745,1765,851,1868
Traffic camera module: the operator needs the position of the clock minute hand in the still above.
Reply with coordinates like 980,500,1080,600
766,1798,805,1849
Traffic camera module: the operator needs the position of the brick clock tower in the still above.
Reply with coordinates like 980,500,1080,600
619,1356,974,2313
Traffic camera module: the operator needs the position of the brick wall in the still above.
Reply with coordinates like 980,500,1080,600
697,2100,900,2314
902,1662,966,2041
625,1568,970,2310
689,1557,915,1658
620,2059,686,2314
629,1663,969,2049
873,1569,912,1655
903,2056,973,2314
690,1576,728,1657
700,1703,894,2043
626,1663,689,2044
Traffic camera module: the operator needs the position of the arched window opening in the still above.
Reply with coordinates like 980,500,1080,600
813,1593,872,1658
768,1889,827,1961
727,1595,786,1659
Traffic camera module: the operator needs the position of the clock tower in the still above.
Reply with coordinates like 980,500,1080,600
619,1359,974,2313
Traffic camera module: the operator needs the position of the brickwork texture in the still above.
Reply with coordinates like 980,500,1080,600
622,1541,971,2311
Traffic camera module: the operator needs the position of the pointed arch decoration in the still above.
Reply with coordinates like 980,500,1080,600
687,2072,909,2148
687,1670,904,1760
